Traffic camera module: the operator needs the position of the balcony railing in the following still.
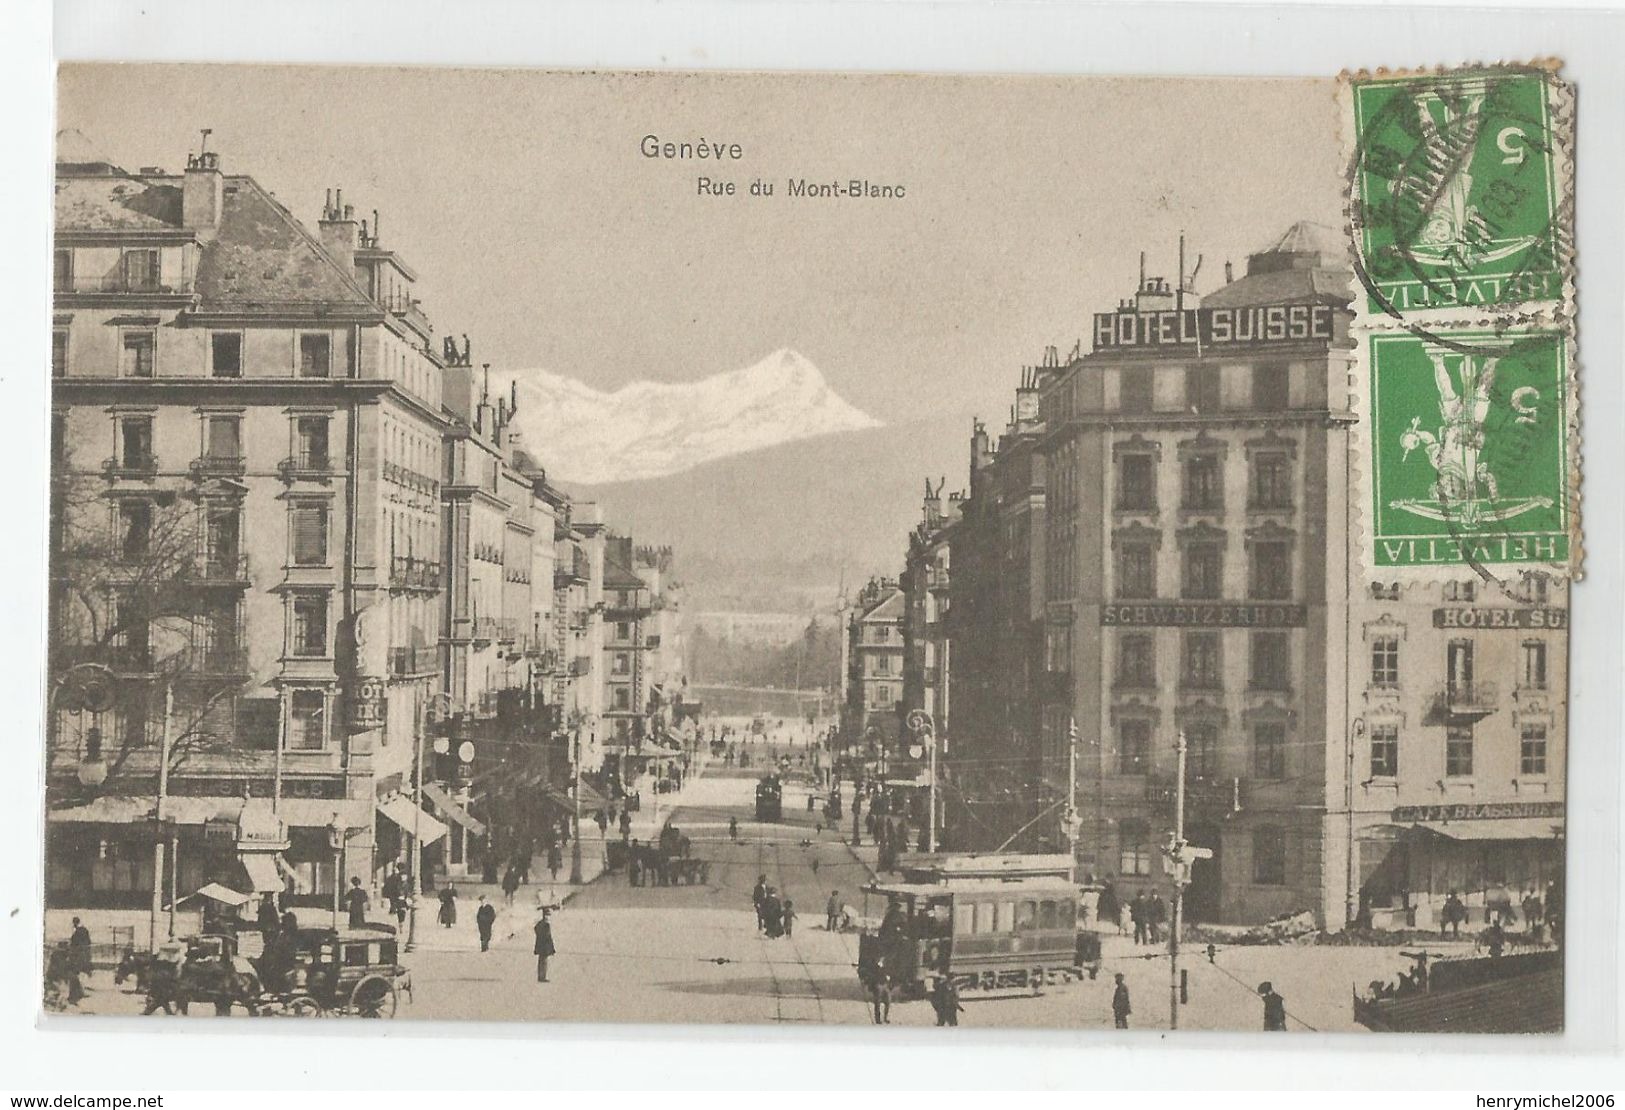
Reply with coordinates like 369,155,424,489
1145,774,1247,813
103,453,158,479
390,645,439,677
187,552,250,586
382,461,439,497
390,555,441,592
62,642,154,673
472,617,518,643
58,274,187,295
183,643,250,676
278,453,334,480
189,454,246,479
1430,681,1500,720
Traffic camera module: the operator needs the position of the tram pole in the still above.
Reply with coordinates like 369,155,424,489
1169,728,1187,1031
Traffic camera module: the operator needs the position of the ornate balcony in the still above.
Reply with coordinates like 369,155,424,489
189,454,246,479
390,555,441,592
186,552,250,587
103,453,158,479
1430,681,1500,721
278,453,334,481
182,643,250,677
389,645,439,677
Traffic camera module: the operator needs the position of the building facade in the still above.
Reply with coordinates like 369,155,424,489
45,140,661,917
1342,574,1567,930
842,579,906,763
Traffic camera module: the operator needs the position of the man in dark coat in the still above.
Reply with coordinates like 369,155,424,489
930,976,964,1027
533,910,556,982
475,895,498,952
1112,972,1131,1028
1259,981,1287,1030
68,917,93,979
1130,892,1147,945
256,893,280,937
1148,895,1167,945
752,875,769,931
344,877,370,928
762,887,784,938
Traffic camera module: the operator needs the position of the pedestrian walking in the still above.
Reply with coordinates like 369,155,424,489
1442,891,1466,937
752,875,769,932
1148,894,1167,945
345,877,370,928
47,940,84,1006
68,917,92,981
533,909,555,982
763,887,784,938
1258,981,1287,1030
1112,973,1131,1028
826,889,841,931
502,865,521,907
1487,920,1506,959
476,895,497,952
438,884,458,928
866,969,893,1024
782,898,796,937
257,893,280,936
547,842,563,883
1131,892,1147,945
930,976,964,1027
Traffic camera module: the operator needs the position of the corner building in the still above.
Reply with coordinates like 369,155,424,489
1039,223,1355,925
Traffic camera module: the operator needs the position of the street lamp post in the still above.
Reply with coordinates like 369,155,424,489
327,817,344,930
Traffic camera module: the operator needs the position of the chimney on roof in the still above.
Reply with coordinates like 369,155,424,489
318,188,360,277
183,146,224,234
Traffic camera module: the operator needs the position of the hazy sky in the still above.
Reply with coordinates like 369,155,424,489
57,65,1343,424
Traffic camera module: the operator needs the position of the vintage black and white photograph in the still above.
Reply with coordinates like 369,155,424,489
40,61,1578,1035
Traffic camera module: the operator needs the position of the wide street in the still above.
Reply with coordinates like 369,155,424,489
69,751,1429,1031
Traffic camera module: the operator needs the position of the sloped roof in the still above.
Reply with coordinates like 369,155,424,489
1263,220,1344,258
195,178,378,312
602,558,645,590
1200,266,1352,308
55,174,182,230
55,169,380,315
860,587,905,623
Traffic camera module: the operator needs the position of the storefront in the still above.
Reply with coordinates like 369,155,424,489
1356,801,1565,930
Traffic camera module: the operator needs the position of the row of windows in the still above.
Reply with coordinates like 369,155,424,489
1371,577,1555,605
1367,721,1551,779
103,413,332,472
952,898,1077,935
1118,820,1288,885
113,497,330,567
1368,635,1549,691
1115,630,1290,690
1116,450,1294,513
52,326,338,380
1114,718,1288,778
1115,538,1294,600
1113,362,1293,415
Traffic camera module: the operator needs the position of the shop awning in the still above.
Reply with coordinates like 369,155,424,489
240,854,284,893
275,854,309,894
1412,818,1565,841
188,882,252,907
422,783,488,838
537,781,609,815
376,795,449,846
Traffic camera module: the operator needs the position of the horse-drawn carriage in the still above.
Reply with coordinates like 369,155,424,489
136,923,411,1018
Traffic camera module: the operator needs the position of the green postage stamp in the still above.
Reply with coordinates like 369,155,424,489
1367,328,1569,569
1342,63,1579,576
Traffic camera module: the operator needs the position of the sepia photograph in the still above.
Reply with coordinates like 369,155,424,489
38,57,1582,1041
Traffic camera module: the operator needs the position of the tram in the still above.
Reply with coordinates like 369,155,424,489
755,775,783,821
857,875,1100,998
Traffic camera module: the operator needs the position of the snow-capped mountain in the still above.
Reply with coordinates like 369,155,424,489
499,348,881,485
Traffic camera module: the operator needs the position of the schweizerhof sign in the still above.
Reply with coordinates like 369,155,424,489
1093,303,1336,351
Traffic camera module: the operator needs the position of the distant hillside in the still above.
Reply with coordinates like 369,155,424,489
567,411,975,608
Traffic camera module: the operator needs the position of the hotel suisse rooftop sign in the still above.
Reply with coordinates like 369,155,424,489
1093,303,1337,352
